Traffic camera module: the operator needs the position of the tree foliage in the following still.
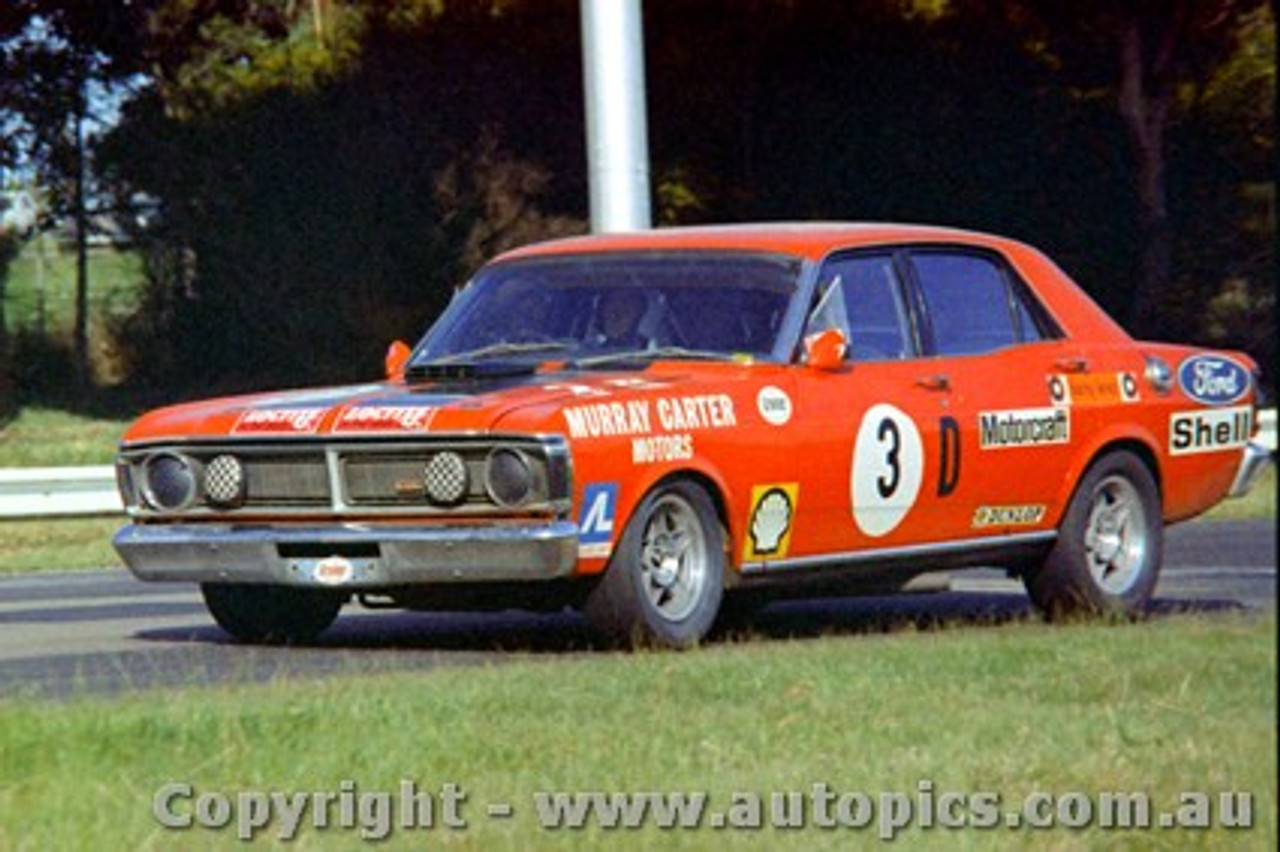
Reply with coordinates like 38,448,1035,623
2,0,1274,401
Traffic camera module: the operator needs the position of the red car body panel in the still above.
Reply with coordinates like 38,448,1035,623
113,223,1268,643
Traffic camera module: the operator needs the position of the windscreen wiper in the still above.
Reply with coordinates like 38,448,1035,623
572,346,741,368
427,340,573,364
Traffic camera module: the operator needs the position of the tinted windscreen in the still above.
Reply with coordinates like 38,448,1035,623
415,253,801,364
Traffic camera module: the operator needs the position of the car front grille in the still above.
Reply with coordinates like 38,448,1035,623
117,437,571,518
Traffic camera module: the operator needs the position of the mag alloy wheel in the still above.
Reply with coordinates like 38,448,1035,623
1024,450,1162,619
585,480,725,648
1081,474,1149,596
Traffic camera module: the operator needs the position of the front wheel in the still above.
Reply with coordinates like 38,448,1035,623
201,583,344,644
584,480,725,648
1024,450,1162,619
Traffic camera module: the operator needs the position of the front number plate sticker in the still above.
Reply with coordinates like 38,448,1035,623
290,555,379,586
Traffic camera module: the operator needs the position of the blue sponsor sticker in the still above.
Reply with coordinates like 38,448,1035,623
578,483,619,557
1177,355,1250,406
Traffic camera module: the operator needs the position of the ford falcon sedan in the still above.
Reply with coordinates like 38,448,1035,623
112,223,1271,647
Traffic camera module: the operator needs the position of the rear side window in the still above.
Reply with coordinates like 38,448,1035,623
911,252,1046,355
811,254,914,361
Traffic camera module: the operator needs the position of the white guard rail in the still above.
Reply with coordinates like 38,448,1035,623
0,465,122,518
0,410,1275,519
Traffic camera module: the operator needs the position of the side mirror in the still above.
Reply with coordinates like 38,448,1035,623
804,328,848,371
385,340,412,381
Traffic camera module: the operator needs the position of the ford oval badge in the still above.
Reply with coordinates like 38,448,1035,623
1177,355,1250,406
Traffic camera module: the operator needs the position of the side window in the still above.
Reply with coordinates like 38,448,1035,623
1013,290,1049,343
912,252,1022,355
810,255,914,361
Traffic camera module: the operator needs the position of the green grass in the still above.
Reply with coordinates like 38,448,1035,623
0,517,123,574
0,409,129,574
1204,464,1276,520
0,614,1273,850
2,239,143,337
0,407,128,467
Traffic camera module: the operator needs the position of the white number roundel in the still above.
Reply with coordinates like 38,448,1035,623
851,404,924,537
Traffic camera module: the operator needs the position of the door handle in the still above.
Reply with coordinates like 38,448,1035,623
1054,356,1089,373
916,373,950,391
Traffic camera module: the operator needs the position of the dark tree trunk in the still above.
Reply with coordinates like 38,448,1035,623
1117,13,1177,340
73,96,90,389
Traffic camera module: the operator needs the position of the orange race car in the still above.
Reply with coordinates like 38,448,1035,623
112,223,1272,647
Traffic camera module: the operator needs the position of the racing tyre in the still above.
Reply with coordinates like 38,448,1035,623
584,480,725,648
1024,450,1162,619
201,583,344,644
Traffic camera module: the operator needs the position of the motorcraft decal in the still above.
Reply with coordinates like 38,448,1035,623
978,407,1070,449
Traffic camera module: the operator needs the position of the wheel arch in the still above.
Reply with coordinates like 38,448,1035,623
642,467,737,579
1056,433,1164,527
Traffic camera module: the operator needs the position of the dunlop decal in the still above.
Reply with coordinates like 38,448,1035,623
972,504,1047,528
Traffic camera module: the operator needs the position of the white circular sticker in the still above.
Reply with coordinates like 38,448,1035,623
314,555,355,586
757,386,793,426
852,404,923,537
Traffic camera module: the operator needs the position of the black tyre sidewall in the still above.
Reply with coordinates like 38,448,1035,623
584,480,725,648
1027,450,1162,618
202,583,343,644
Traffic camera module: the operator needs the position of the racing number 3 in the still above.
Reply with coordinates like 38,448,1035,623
852,404,924,538
876,417,902,499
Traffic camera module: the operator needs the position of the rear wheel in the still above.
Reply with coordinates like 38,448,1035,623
1024,450,1162,618
584,480,725,648
201,583,344,644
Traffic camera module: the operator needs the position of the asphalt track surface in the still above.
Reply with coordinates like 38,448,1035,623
0,519,1273,700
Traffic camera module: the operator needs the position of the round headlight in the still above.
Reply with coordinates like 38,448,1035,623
203,454,246,507
142,452,198,510
486,448,535,507
423,451,469,506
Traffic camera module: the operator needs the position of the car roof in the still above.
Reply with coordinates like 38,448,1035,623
494,222,1024,263
493,221,1135,345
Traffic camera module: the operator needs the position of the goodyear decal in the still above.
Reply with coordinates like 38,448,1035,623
1177,355,1251,406
978,407,1070,450
1169,406,1252,456
743,484,799,561
232,407,325,434
578,482,619,559
972,504,1047,528
1048,373,1139,406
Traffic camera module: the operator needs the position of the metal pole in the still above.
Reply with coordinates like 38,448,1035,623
580,0,652,232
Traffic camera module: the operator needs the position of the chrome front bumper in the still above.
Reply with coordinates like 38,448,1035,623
114,520,581,588
1228,441,1273,499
